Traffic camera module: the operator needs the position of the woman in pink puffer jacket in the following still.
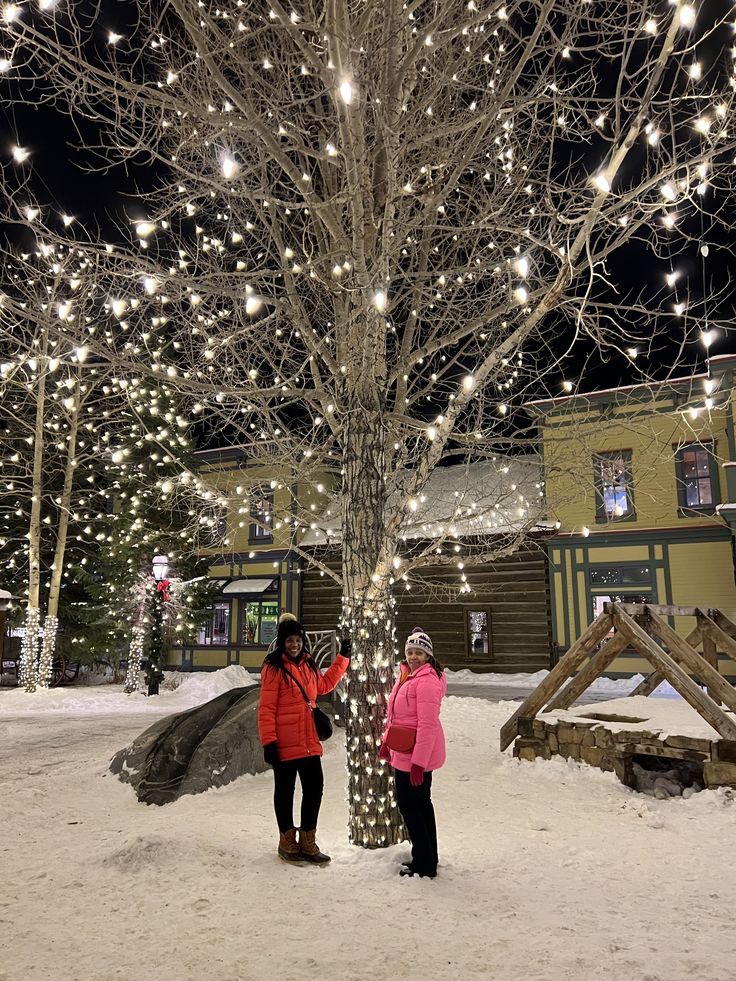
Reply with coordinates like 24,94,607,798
379,626,447,878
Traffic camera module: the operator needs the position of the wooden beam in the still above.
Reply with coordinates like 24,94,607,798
605,602,700,617
627,624,701,699
613,609,736,741
712,610,736,642
700,615,736,668
699,618,722,707
546,632,628,711
499,613,614,751
628,670,664,698
645,610,736,715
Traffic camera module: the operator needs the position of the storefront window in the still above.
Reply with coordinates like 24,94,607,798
198,602,230,646
243,599,279,645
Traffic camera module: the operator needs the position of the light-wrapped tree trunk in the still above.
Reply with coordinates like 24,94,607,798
19,349,47,693
37,386,81,688
342,396,404,846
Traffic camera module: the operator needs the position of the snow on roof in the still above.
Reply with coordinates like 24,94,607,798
524,353,736,410
301,456,553,545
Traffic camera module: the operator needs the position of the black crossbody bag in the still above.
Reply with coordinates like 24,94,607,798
285,668,333,741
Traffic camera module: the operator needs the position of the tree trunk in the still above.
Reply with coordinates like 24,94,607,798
37,386,81,688
124,606,147,694
19,351,47,692
342,401,405,847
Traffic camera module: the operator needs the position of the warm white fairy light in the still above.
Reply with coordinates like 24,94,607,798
660,183,676,202
515,257,529,278
339,80,353,104
678,5,696,28
373,290,387,312
592,173,611,194
12,145,29,163
221,156,238,179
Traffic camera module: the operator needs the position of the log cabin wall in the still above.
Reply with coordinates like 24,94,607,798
300,545,552,672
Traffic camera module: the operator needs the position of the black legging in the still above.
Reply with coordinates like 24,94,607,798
393,769,438,876
272,756,324,833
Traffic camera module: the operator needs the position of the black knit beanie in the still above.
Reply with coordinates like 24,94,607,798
276,613,309,652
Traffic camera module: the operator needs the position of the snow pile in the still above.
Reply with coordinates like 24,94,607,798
0,664,256,717
446,666,652,696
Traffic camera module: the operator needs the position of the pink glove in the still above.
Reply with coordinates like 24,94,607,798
379,742,391,762
410,764,425,787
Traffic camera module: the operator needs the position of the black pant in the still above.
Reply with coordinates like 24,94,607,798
273,756,324,833
393,769,438,876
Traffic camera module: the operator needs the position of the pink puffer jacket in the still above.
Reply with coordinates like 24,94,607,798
383,662,447,773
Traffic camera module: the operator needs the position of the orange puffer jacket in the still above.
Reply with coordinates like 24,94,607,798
258,652,349,761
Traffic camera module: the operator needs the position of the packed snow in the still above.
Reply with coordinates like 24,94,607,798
1,669,734,981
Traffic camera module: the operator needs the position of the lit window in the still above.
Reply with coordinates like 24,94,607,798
199,602,230,646
249,491,274,541
466,608,492,657
243,599,279,645
675,443,718,512
594,451,635,522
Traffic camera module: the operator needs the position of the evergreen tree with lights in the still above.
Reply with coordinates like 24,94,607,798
1,0,735,843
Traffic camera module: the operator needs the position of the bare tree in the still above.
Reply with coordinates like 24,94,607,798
1,0,735,843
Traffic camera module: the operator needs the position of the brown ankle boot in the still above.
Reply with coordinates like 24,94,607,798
298,829,331,864
278,828,302,862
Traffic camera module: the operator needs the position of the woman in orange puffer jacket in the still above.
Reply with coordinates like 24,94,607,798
258,614,350,864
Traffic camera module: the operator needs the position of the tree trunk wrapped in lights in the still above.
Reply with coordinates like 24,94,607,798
2,0,736,842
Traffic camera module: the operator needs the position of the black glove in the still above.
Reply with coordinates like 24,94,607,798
339,637,352,659
263,742,279,766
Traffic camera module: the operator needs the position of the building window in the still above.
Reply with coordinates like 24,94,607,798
465,608,492,658
589,565,651,586
593,451,635,522
675,443,719,513
591,592,652,623
249,491,274,542
198,602,230,646
242,598,279,646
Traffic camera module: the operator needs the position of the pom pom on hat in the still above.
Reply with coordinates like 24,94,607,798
405,626,433,658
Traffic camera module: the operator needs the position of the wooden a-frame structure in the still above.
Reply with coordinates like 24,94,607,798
500,602,736,753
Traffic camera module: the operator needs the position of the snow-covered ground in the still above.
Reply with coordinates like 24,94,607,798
1,671,734,981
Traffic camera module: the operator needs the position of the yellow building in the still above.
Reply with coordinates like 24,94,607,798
526,355,736,679
168,447,332,671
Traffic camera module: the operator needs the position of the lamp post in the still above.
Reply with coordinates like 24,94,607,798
0,589,12,666
146,555,170,696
